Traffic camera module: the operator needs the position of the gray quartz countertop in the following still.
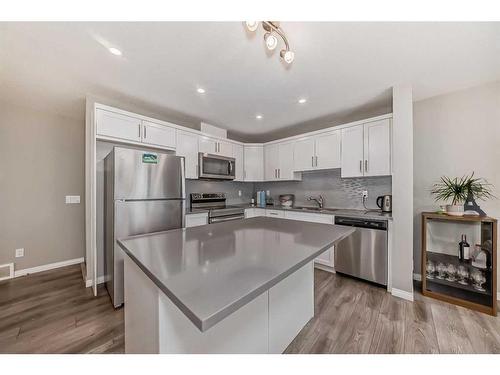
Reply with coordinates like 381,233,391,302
234,204,393,221
185,203,392,221
118,217,354,332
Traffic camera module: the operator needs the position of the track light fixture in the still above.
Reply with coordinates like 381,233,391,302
245,21,294,64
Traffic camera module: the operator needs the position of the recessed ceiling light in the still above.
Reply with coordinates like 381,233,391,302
256,115,263,120
298,98,307,104
108,47,122,56
197,88,206,94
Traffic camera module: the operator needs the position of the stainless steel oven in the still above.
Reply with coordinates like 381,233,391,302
198,153,235,180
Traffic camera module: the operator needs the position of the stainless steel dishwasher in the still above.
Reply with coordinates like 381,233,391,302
334,216,388,286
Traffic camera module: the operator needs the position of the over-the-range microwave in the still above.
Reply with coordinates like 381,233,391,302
198,153,235,180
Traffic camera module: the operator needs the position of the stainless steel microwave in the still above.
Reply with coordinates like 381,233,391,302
198,153,235,180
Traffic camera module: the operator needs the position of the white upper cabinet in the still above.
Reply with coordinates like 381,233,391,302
199,136,218,154
141,120,176,149
244,145,264,181
176,130,199,179
265,142,300,181
293,137,316,171
293,131,341,172
96,109,142,142
199,136,233,157
341,119,391,178
315,131,341,170
364,119,391,176
232,143,245,181
218,140,233,158
264,144,280,180
341,125,365,178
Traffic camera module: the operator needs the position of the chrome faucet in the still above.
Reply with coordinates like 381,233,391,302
307,195,325,209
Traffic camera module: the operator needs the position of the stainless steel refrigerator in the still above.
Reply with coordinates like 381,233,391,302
104,147,185,307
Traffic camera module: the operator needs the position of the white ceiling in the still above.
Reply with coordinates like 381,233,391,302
1,22,499,141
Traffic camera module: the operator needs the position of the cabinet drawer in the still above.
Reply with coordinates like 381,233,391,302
265,209,285,218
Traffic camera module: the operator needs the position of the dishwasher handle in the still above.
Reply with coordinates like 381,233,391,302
334,216,387,230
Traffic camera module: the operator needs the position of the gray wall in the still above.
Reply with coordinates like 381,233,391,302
255,169,392,209
413,81,500,288
0,101,85,271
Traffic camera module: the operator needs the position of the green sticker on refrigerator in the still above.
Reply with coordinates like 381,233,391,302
142,153,158,164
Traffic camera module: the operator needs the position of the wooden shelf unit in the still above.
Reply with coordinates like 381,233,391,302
421,212,497,316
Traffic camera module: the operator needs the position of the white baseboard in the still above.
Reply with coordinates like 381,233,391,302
413,273,422,281
85,275,106,288
14,257,84,278
0,263,14,281
391,288,414,301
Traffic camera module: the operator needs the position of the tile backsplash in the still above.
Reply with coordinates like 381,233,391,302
255,169,392,209
187,169,391,210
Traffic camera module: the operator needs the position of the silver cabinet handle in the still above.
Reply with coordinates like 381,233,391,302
278,169,281,179
312,156,314,167
138,124,141,138
365,160,368,172
143,126,147,139
315,156,318,167
359,160,362,173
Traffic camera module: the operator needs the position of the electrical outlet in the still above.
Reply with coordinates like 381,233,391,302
238,190,242,197
65,195,81,204
362,190,368,199
15,248,24,258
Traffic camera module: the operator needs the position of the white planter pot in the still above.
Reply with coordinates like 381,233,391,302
446,204,464,216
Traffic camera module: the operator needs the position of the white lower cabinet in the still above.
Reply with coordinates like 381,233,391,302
283,211,335,269
244,208,266,218
185,213,208,228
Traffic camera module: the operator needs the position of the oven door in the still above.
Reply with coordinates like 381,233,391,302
198,153,235,180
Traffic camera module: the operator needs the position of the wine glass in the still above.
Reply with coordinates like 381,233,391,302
446,263,457,282
436,262,446,279
471,269,486,291
426,260,435,279
457,265,469,285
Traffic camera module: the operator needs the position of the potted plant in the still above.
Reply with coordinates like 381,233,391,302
431,173,494,216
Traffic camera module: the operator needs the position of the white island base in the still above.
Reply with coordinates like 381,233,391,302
124,257,314,354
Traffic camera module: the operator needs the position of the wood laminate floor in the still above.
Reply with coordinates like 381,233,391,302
0,265,499,354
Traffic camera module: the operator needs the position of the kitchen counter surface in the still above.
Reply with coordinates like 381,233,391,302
234,203,393,221
118,217,354,332
184,204,392,220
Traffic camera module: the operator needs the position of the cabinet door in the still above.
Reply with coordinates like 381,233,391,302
232,143,244,181
364,119,391,176
243,146,264,181
199,136,218,154
185,213,208,228
176,131,199,179
293,137,315,171
218,140,233,157
315,131,341,170
264,144,279,181
142,121,176,149
265,209,285,218
341,125,364,178
278,142,294,180
96,109,142,142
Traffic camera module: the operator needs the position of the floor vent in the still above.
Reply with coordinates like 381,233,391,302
0,263,14,281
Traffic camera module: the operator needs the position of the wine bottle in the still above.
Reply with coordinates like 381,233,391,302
462,235,470,261
458,234,466,261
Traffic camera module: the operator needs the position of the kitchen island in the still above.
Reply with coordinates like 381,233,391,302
118,217,354,353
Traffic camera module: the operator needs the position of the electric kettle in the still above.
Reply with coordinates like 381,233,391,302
376,195,392,212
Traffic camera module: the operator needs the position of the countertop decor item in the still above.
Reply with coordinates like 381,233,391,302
431,173,494,216
278,194,295,207
421,212,497,316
